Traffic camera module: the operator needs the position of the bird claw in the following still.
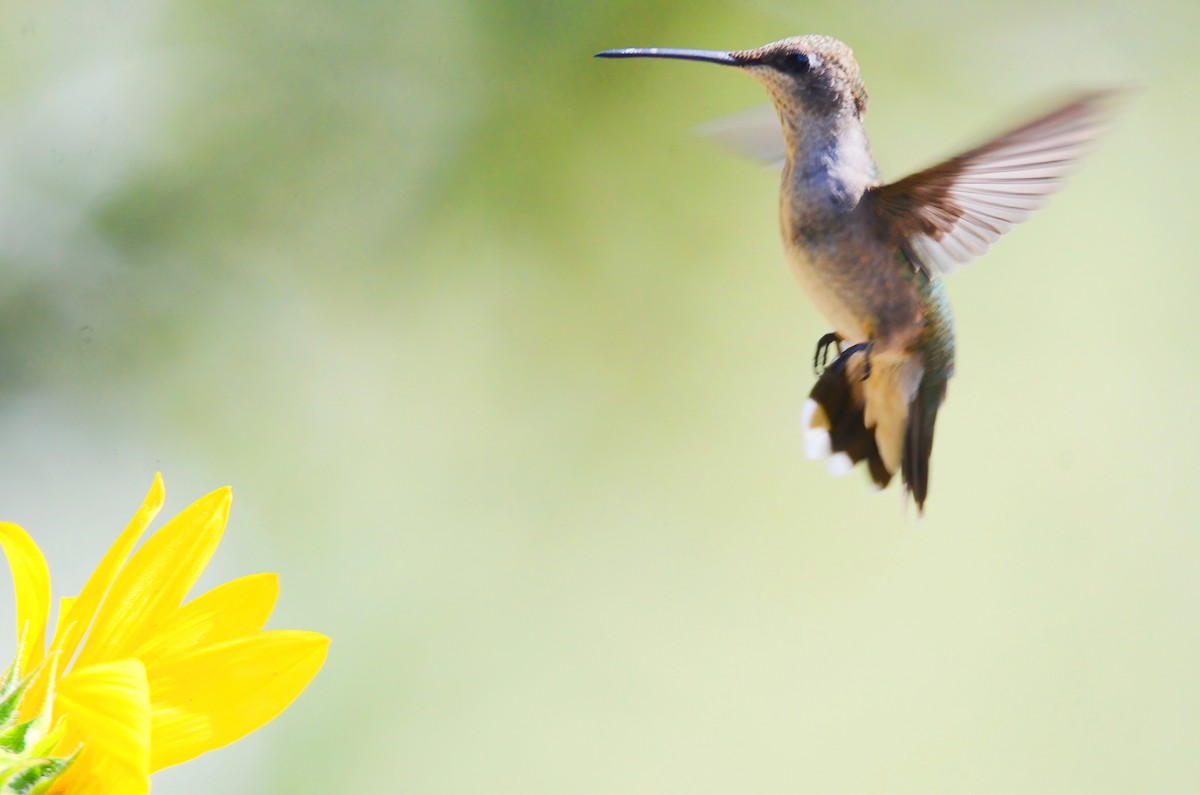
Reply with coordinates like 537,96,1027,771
813,332,841,375
833,341,873,381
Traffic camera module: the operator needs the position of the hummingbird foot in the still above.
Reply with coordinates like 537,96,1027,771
834,341,873,381
813,332,842,375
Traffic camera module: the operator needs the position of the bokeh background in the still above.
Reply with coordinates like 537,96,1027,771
1,0,1197,792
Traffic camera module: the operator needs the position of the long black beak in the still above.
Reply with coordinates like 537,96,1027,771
594,48,742,67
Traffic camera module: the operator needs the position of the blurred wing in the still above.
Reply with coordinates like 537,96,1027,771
695,105,787,169
867,91,1122,277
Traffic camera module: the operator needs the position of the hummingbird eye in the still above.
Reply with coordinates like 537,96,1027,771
782,51,812,75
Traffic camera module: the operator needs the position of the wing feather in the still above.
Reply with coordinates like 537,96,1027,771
868,91,1122,276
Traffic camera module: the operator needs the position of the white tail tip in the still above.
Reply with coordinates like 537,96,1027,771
826,451,854,477
801,399,831,459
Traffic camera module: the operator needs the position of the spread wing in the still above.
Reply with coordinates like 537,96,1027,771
867,91,1122,277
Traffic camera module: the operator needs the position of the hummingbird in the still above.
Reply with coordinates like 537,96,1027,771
596,35,1118,513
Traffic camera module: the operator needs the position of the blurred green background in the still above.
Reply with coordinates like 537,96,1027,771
1,0,1197,792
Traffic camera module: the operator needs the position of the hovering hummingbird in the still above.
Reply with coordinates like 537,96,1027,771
596,35,1118,512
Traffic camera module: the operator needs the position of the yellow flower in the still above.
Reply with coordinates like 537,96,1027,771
0,475,329,794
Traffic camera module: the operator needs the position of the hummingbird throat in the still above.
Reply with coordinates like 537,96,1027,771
782,115,876,216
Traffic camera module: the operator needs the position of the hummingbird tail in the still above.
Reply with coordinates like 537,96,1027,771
900,372,948,515
803,346,951,513
801,359,893,491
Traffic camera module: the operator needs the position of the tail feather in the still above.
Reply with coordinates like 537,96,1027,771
902,375,948,514
802,359,893,491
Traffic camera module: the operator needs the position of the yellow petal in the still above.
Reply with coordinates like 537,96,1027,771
48,596,77,654
19,596,77,720
0,522,51,673
75,486,229,669
146,630,329,770
133,573,279,666
55,659,151,795
57,475,165,668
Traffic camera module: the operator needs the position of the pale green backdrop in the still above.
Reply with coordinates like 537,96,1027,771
1,0,1197,793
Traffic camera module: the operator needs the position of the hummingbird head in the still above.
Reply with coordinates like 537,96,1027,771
597,36,878,210
732,36,867,122
596,35,868,124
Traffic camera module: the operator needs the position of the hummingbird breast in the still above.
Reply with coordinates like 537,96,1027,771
781,201,926,353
